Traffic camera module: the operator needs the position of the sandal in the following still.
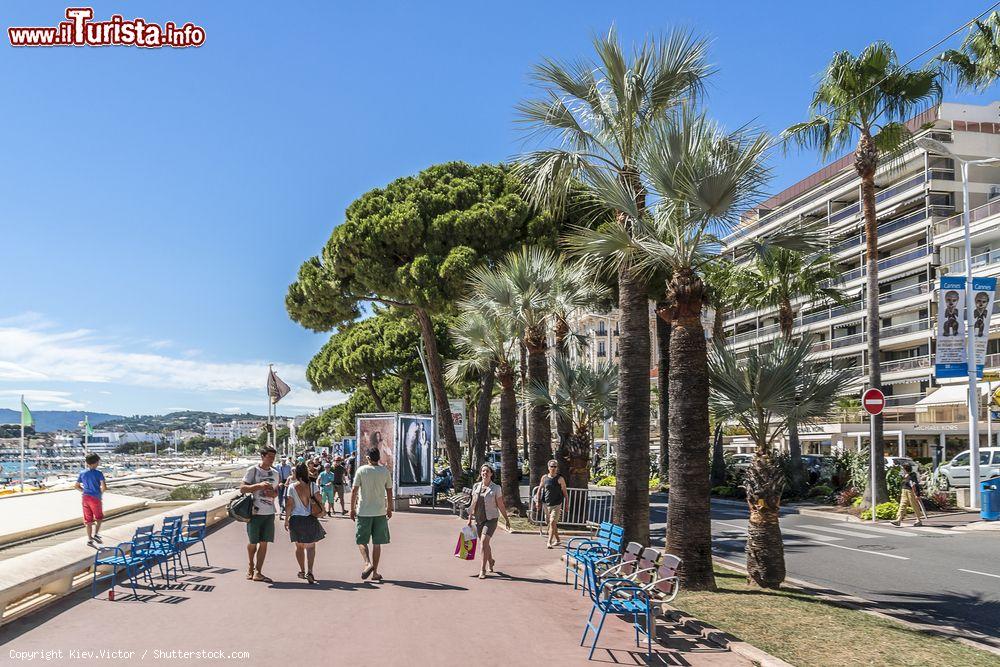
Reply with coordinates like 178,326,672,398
246,567,255,580
362,564,374,580
252,572,273,583
488,558,495,573
478,571,486,579
306,573,316,585
297,571,306,580
371,574,383,582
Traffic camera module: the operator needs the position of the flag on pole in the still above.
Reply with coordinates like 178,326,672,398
267,367,291,404
20,398,33,428
78,415,93,436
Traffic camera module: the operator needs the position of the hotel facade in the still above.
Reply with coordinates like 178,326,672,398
721,101,1000,463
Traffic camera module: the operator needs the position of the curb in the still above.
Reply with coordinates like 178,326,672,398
711,555,1000,659
662,608,794,667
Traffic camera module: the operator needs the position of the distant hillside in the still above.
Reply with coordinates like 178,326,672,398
98,410,272,434
0,410,122,433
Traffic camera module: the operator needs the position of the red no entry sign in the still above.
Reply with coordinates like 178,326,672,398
862,388,885,415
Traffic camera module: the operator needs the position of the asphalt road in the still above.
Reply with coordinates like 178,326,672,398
650,496,1000,646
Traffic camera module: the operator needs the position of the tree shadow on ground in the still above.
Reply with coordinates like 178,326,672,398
383,580,467,591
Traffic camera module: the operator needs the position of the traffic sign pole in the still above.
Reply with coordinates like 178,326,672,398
862,388,886,524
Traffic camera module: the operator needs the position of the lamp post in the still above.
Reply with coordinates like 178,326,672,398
916,136,1000,509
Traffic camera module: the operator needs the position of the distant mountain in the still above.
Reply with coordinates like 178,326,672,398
0,410,122,433
98,410,272,434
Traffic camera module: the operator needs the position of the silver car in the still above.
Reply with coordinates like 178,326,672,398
935,448,1000,489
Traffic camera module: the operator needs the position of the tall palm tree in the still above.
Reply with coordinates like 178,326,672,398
783,42,941,507
709,336,851,588
742,248,846,491
567,109,776,590
529,356,619,489
939,12,1000,91
448,310,525,514
516,28,711,547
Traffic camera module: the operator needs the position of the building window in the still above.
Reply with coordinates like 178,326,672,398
598,341,607,357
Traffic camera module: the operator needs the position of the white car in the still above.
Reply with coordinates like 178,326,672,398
935,448,1000,490
730,453,754,473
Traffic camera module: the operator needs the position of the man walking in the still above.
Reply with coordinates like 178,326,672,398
318,463,336,517
240,446,279,582
332,455,348,515
891,462,924,527
535,459,568,548
277,457,292,517
351,447,393,582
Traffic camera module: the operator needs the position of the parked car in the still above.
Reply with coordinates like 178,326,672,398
885,456,920,474
485,450,524,480
730,453,754,474
934,448,1000,489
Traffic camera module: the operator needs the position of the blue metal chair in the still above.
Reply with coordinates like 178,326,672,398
177,511,209,568
580,560,653,660
565,522,625,591
150,516,185,582
91,542,147,599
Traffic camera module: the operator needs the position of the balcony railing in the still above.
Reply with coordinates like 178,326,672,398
934,197,1000,235
829,206,937,256
878,281,932,305
942,248,1000,275
730,323,780,346
880,318,930,339
831,332,865,349
880,355,932,373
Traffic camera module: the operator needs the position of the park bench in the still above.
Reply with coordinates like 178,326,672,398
446,487,473,517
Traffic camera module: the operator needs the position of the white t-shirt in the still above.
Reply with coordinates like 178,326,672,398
352,464,392,517
242,465,278,515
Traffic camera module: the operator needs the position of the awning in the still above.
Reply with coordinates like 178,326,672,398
915,383,990,407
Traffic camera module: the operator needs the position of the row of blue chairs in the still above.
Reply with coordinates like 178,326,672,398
565,522,683,661
91,510,209,599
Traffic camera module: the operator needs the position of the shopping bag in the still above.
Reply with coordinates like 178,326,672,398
454,527,478,560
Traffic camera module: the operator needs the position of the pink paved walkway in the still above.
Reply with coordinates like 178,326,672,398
1,508,746,666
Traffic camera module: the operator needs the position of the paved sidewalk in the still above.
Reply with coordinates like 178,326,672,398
1,508,746,666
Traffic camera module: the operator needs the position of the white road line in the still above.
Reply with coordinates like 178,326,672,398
713,521,910,560
799,523,919,539
957,568,1000,579
908,526,956,535
780,527,843,542
814,541,910,560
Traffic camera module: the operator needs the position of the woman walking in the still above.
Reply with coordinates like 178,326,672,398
284,462,326,584
466,464,510,579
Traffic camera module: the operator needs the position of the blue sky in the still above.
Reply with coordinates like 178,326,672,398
1,1,997,416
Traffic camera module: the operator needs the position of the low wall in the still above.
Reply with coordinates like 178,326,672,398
0,491,236,627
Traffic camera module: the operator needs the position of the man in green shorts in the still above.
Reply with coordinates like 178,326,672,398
318,463,336,517
350,446,393,582
240,446,279,582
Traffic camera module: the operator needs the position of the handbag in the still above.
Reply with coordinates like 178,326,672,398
228,494,254,523
454,525,478,560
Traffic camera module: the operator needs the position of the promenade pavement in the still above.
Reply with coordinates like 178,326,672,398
2,507,746,667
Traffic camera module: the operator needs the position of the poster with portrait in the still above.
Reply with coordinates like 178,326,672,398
396,414,434,496
448,398,467,442
972,277,997,377
936,276,967,379
355,416,396,484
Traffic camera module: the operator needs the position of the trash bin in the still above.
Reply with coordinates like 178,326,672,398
981,477,1000,521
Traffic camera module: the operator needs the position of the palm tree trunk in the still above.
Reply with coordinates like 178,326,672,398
519,339,529,463
566,429,592,489
526,326,551,493
472,364,494,472
666,268,715,591
554,317,574,481
779,297,805,493
400,376,412,413
414,308,463,489
498,366,525,514
615,263,652,547
710,423,726,487
746,504,785,588
655,303,671,483
857,134,888,507
363,375,386,413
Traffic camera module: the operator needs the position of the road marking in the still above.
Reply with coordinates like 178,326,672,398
907,526,956,535
957,568,1000,579
799,523,919,539
713,521,909,560
780,527,843,542
818,542,910,560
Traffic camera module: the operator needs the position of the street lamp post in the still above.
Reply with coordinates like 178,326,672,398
916,136,1000,509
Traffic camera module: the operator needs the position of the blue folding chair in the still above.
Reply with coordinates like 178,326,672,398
91,543,147,599
150,516,185,583
178,511,209,568
565,522,625,591
580,560,653,660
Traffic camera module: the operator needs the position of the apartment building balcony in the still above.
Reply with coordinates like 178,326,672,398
933,197,1000,240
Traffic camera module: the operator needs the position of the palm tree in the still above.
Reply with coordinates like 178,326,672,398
783,42,941,508
516,28,711,547
448,310,525,514
709,336,851,588
742,248,846,491
567,109,775,590
940,12,1000,91
529,356,618,489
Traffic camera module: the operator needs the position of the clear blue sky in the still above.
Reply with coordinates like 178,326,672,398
2,1,997,416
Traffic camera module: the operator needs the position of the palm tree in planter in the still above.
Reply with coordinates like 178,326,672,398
708,336,851,588
516,27,711,547
448,309,526,514
742,248,846,492
529,355,618,489
783,41,941,507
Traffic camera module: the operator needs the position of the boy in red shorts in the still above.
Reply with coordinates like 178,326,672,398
75,453,107,547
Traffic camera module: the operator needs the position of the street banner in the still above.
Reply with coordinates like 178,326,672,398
936,276,967,379
448,398,467,441
972,277,997,378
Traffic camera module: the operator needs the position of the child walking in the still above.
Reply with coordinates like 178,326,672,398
75,453,107,547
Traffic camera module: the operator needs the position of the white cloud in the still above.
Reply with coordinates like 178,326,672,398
0,314,346,414
0,389,85,410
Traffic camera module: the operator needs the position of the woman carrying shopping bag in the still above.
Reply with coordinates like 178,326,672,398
466,464,510,579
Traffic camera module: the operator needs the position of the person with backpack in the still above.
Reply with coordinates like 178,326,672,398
284,462,326,584
891,462,924,527
240,446,280,582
